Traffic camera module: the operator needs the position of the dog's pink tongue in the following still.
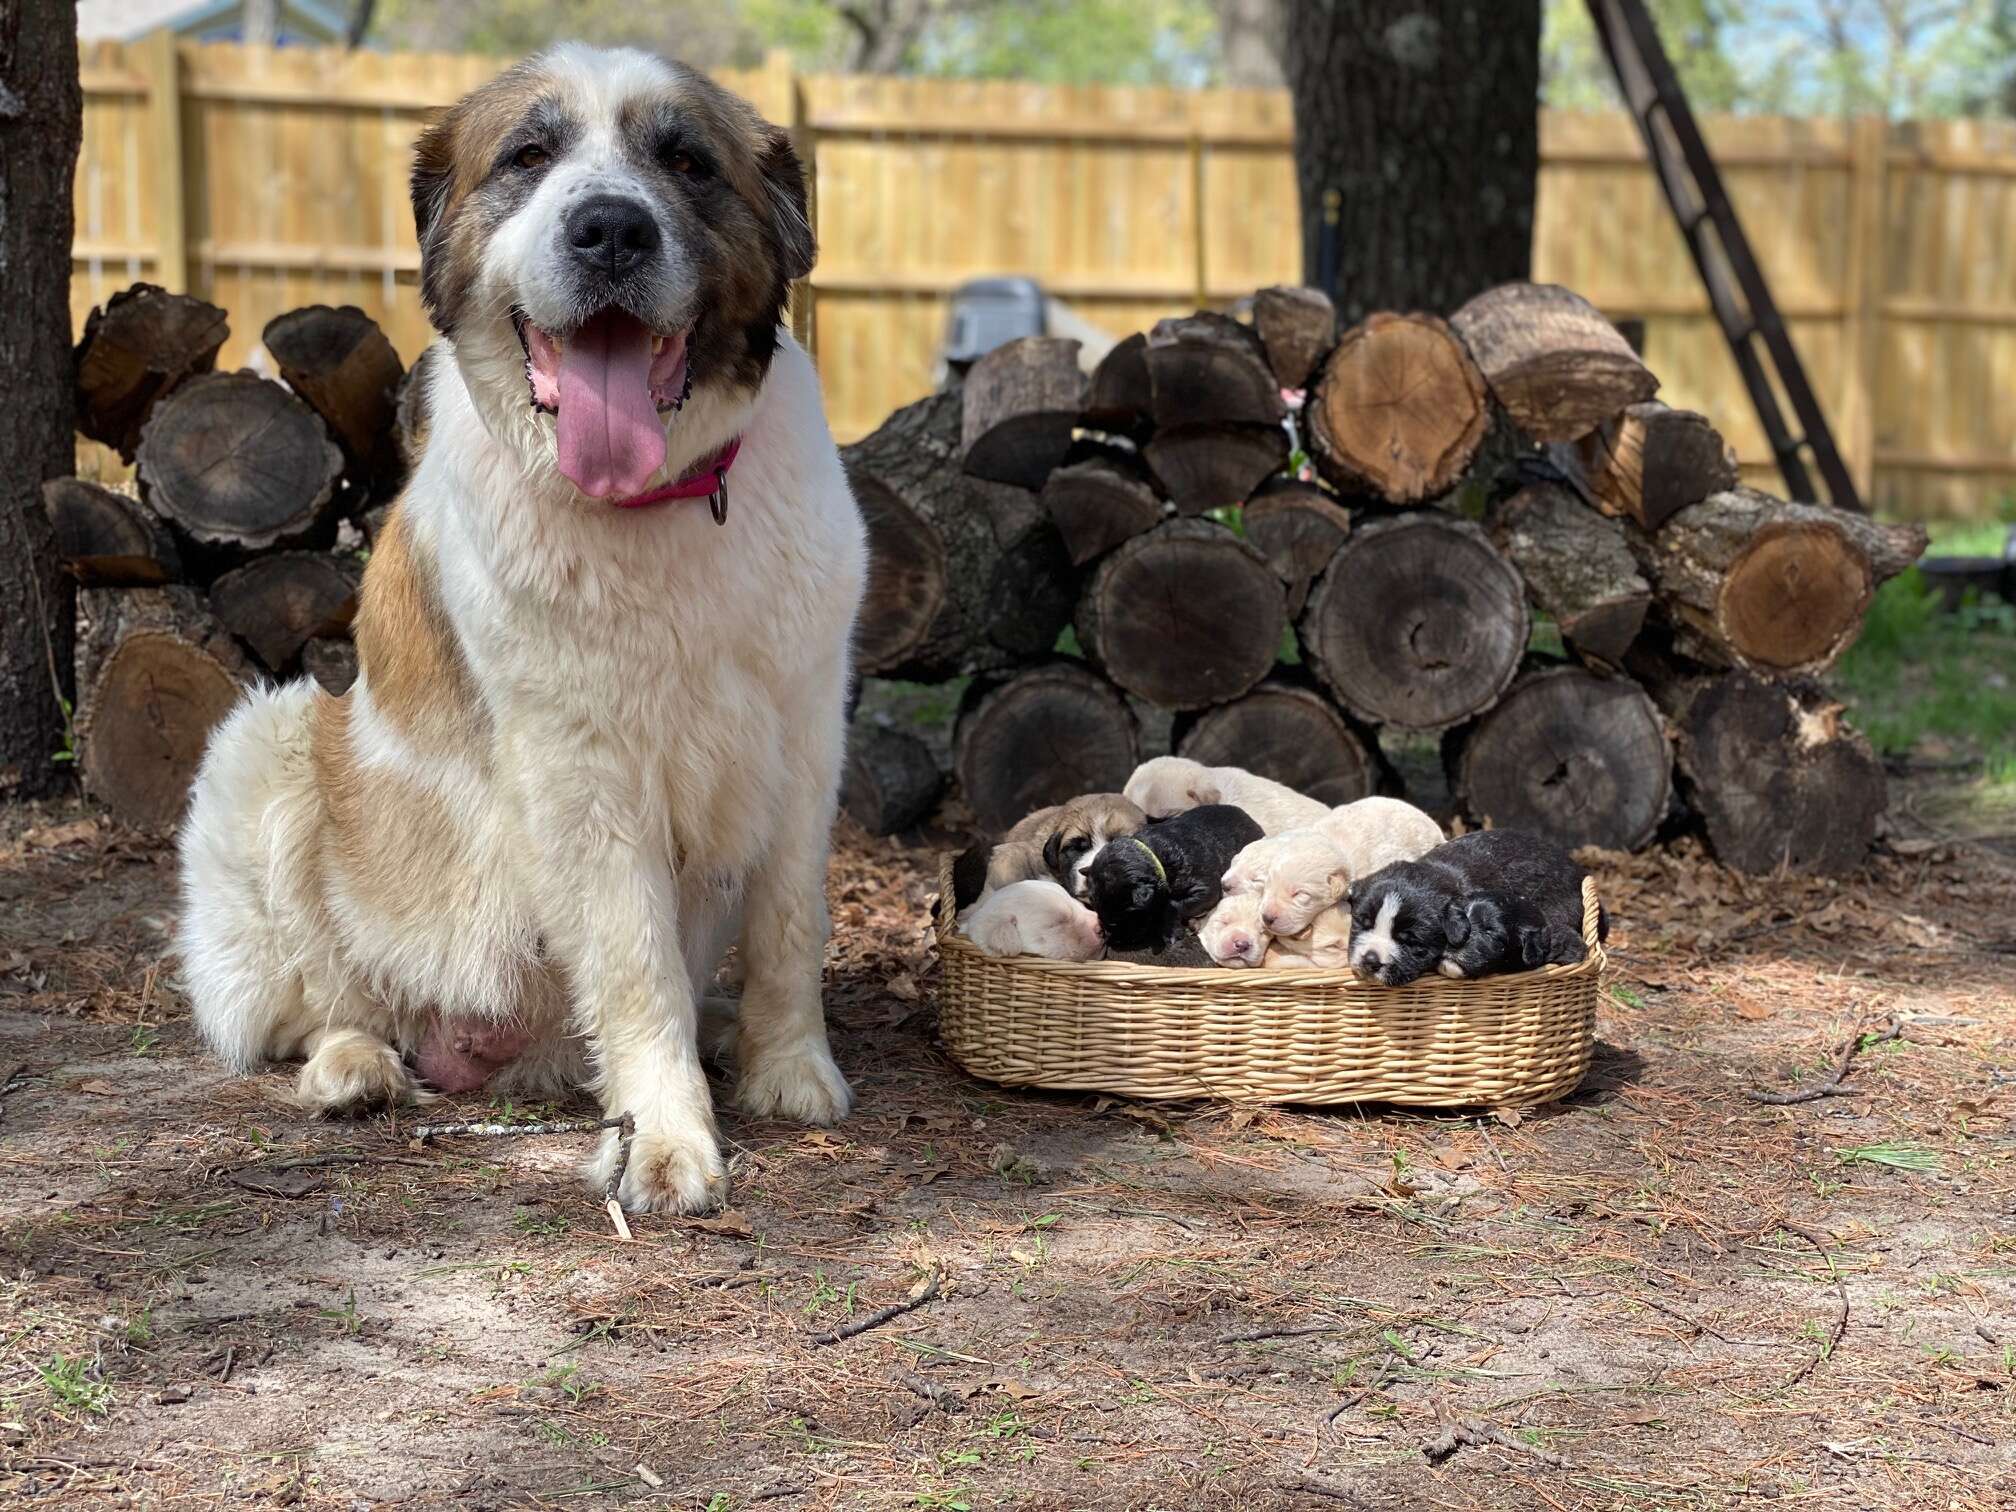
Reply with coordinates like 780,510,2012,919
555,310,665,499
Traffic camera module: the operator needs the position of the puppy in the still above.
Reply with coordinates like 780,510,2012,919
950,794,1147,913
1347,830,1601,987
1222,798,1443,940
1083,803,1264,952
1123,756,1328,836
960,879,1106,961
1199,891,1269,967
1315,797,1445,880
1262,907,1353,970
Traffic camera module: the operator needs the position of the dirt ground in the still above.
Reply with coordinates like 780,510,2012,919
2,796,2013,1512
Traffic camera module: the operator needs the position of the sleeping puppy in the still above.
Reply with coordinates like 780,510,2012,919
1084,803,1264,952
1202,890,1352,969
960,879,1106,961
1123,756,1328,836
1199,891,1268,967
1221,797,1443,940
1262,907,1352,970
949,794,1146,912
1036,793,1148,899
1346,829,1601,987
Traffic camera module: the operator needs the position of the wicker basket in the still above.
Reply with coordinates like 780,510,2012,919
933,856,1604,1108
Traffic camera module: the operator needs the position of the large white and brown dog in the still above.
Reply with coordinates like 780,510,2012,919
175,46,865,1214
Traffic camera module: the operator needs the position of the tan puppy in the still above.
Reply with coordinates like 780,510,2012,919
1123,756,1328,836
1314,797,1445,881
1199,891,1268,968
1262,906,1353,970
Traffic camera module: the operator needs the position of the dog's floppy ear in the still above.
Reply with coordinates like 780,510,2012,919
1040,827,1065,880
411,110,462,329
951,841,990,912
1187,777,1223,807
758,126,816,284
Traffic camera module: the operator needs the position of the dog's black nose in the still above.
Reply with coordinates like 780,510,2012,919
566,195,660,276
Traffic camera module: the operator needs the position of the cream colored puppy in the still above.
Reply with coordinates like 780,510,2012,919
1198,891,1268,967
1314,797,1445,880
961,880,1106,961
1262,907,1353,970
1123,756,1328,835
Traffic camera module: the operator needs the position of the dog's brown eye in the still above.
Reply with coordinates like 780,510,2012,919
515,144,548,170
665,151,696,175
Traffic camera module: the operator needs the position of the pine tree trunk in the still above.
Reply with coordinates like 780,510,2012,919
1284,0,1542,322
0,5,84,800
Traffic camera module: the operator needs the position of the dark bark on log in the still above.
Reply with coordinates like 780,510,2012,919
844,388,1077,681
1627,487,1926,677
960,336,1086,488
1251,285,1337,390
1142,421,1289,514
842,725,945,836
208,552,362,674
302,635,359,696
72,283,229,461
1298,513,1527,731
1075,517,1286,712
262,304,405,492
137,371,345,552
76,586,252,833
1284,0,1541,323
1305,312,1489,504
1240,478,1352,618
1488,481,1650,665
1451,281,1660,443
41,479,182,587
0,3,84,799
953,661,1141,833
1082,331,1153,438
1040,453,1164,566
1641,664,1885,876
1173,677,1383,806
1144,312,1284,429
1446,663,1670,852
1561,400,1736,532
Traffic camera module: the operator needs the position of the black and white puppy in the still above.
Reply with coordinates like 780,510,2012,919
1083,804,1264,953
1346,829,1603,987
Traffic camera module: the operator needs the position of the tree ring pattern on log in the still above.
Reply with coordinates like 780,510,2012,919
849,472,950,674
1718,522,1872,671
79,628,243,832
1175,682,1378,806
1453,667,1670,852
954,663,1141,833
1300,515,1527,731
1306,312,1488,503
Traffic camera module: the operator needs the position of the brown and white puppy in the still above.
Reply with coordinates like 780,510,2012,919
177,47,862,1215
952,794,1148,912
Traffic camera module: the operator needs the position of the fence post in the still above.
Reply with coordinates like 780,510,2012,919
137,28,188,294
1842,114,1887,503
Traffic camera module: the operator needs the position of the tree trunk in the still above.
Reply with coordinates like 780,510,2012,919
0,4,84,800
41,479,182,588
1446,663,1670,852
1488,480,1650,665
1284,0,1542,323
1040,452,1164,566
1143,312,1283,429
72,283,230,461
208,552,362,674
1450,281,1659,441
137,371,345,552
1304,312,1489,504
1644,665,1885,876
1251,285,1336,390
1141,421,1289,514
1172,676,1383,806
841,724,945,836
1298,512,1527,730
1240,477,1352,617
76,586,251,833
953,661,1142,834
1075,517,1286,712
960,335,1086,489
1561,400,1737,532
1628,487,1926,677
843,388,1077,682
261,304,405,493
302,635,359,695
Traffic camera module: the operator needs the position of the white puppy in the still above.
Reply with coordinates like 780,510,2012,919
1123,756,1328,836
1199,892,1269,968
1315,797,1445,881
961,880,1106,961
1262,907,1353,970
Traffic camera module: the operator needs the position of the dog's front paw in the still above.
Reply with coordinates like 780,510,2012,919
590,1125,728,1215
737,1040,853,1126
296,1030,424,1116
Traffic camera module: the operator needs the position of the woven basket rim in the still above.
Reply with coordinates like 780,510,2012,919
933,854,1606,985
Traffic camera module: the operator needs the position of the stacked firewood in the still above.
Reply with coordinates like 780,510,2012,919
45,284,411,831
843,281,1926,876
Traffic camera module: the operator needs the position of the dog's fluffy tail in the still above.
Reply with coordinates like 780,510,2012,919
175,680,327,1071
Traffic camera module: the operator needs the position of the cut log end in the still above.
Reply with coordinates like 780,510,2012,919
1144,312,1283,430
960,336,1086,489
850,467,950,676
41,478,181,587
1041,455,1164,566
842,726,945,835
1716,522,1872,672
1082,331,1153,438
262,304,405,488
209,552,361,674
1174,680,1380,806
73,283,231,460
1251,285,1337,390
1572,401,1736,531
1142,421,1288,514
302,636,359,696
1240,480,1352,619
137,371,344,551
954,663,1141,833
1306,312,1489,503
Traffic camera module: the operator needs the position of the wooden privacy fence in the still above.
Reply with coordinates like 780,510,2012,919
74,36,2016,518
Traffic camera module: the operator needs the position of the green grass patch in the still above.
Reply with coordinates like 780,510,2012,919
1835,1141,1940,1173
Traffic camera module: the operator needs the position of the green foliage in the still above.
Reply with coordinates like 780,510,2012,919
37,1352,112,1416
1835,1141,1940,1172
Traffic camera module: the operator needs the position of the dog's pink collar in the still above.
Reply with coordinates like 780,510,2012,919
612,437,741,523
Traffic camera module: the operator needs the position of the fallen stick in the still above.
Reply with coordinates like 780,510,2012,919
1273,1473,1368,1506
1773,1220,1848,1389
892,1369,967,1414
1218,1324,1348,1345
1322,1349,1400,1433
809,1271,944,1346
409,1111,637,1241
1748,1018,1902,1105
1422,1417,1567,1469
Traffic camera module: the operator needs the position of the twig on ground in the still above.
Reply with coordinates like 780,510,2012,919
1773,1220,1849,1389
892,1369,966,1414
1476,1122,1511,1175
809,1271,943,1346
408,1111,636,1240
1323,1350,1399,1432
1633,1294,1777,1348
1273,1473,1368,1505
1422,1418,1566,1469
1748,1018,1901,1105
602,1113,636,1241
1218,1324,1347,1345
